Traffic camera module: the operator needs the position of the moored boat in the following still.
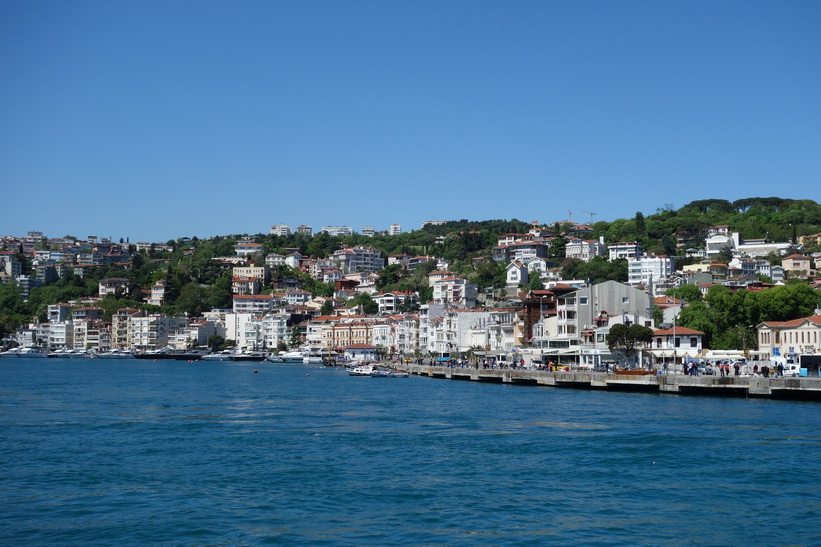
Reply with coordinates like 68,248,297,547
97,349,136,359
134,348,210,361
201,350,235,362
15,347,50,358
229,351,268,362
347,363,375,376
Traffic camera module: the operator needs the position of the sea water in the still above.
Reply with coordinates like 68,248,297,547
1,358,820,545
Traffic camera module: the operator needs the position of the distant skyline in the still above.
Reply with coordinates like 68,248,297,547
2,1,820,242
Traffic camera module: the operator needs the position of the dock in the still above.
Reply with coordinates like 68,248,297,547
403,365,821,400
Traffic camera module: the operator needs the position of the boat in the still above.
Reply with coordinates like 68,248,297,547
0,348,22,358
48,348,92,359
347,363,375,376
229,351,269,362
14,347,50,358
201,350,236,362
134,348,210,361
370,369,409,378
278,350,308,363
97,349,136,359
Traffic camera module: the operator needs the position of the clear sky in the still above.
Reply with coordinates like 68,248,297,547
1,1,819,243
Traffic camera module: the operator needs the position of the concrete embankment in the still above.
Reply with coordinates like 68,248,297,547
404,365,821,400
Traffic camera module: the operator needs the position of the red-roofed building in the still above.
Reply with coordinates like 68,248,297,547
757,314,821,361
650,326,705,360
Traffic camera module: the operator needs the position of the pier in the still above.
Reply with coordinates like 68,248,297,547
404,365,821,400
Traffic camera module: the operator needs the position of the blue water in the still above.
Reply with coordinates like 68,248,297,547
1,359,820,545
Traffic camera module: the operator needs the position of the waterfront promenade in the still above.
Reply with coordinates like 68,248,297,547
403,364,821,400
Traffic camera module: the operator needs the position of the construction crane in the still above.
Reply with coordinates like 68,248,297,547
581,210,596,224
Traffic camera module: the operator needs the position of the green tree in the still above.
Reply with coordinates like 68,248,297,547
348,293,379,315
289,326,302,349
665,284,702,303
606,323,654,365
320,300,335,315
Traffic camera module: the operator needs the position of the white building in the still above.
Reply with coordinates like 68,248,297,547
627,255,675,288
608,242,644,261
388,224,402,236
330,246,385,273
361,226,375,237
129,315,188,350
566,238,605,262
232,294,277,314
506,261,529,286
270,224,292,237
320,226,354,237
432,276,478,309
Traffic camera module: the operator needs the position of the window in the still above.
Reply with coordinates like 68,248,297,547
580,297,588,305
674,337,681,348
622,297,629,303
690,337,697,347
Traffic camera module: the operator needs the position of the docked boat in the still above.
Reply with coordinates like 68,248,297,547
97,349,136,359
278,350,308,363
12,347,50,358
201,350,236,362
347,363,375,376
0,348,22,358
370,369,409,378
134,348,211,361
48,348,92,359
229,351,269,362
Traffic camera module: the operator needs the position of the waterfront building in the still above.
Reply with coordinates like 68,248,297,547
128,315,187,351
757,313,821,362
48,321,74,349
649,326,705,362
112,308,143,349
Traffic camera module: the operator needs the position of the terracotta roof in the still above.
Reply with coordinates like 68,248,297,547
654,327,705,335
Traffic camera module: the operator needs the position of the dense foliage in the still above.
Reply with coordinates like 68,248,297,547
668,283,821,350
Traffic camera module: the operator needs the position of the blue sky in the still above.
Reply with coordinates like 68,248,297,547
1,1,819,242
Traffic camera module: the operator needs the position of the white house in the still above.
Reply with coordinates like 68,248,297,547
506,261,529,286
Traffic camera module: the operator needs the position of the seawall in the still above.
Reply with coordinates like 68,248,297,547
404,365,821,400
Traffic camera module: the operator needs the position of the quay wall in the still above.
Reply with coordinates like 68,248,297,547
403,365,821,400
